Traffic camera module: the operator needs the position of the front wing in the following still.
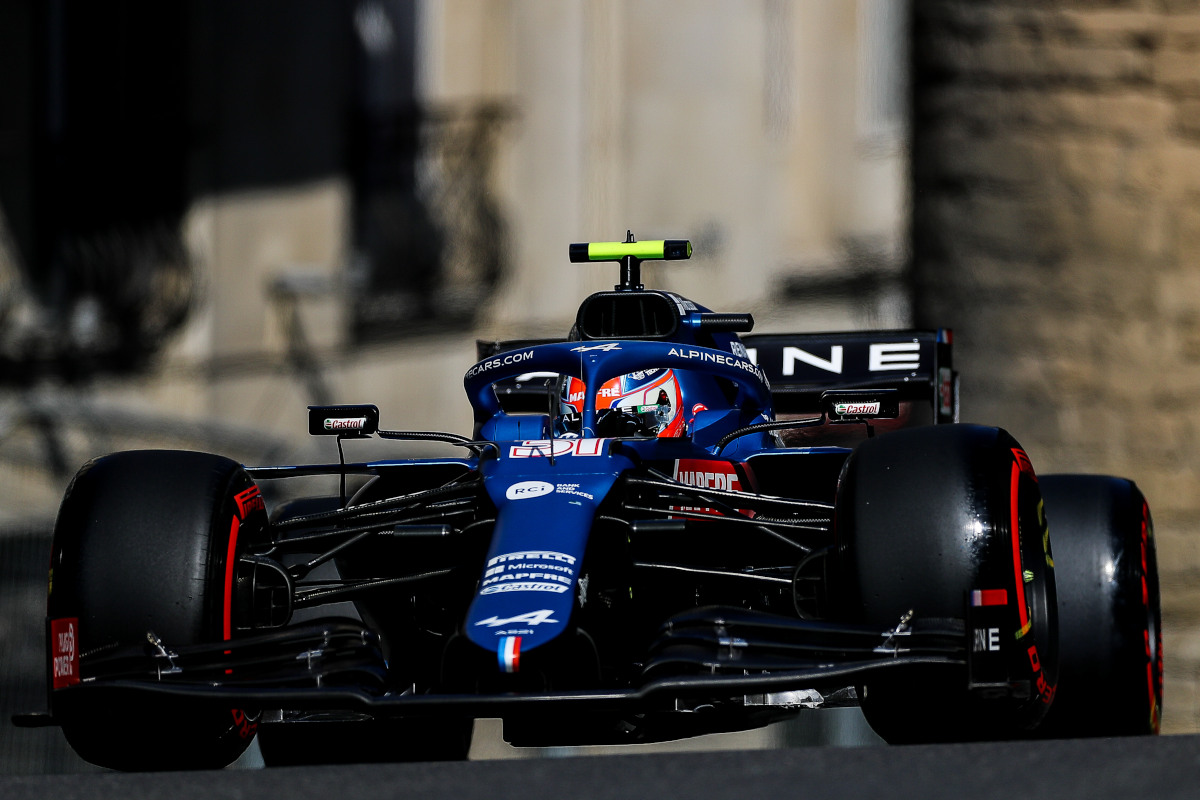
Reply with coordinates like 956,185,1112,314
23,611,982,735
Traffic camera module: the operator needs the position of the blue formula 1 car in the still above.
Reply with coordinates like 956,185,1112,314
18,236,1162,769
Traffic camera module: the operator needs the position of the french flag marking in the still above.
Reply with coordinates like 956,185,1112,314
499,636,522,674
971,589,1008,607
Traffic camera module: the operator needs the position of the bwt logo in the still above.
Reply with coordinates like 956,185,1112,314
324,417,366,431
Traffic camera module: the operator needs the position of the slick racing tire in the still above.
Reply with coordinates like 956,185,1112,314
48,450,267,771
1034,475,1162,737
256,716,473,765
833,424,1057,744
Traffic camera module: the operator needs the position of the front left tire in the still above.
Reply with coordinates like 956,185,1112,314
833,424,1058,743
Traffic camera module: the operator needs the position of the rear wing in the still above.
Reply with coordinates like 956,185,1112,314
741,330,957,424
476,329,958,425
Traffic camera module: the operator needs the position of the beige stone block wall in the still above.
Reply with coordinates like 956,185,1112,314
912,0,1200,733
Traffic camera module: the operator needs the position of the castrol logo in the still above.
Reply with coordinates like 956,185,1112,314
834,402,881,416
324,417,367,431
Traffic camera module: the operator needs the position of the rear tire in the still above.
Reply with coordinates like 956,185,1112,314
49,450,267,771
1036,475,1162,737
833,425,1057,743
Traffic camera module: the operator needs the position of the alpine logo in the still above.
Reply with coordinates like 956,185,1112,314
666,347,765,382
475,609,559,628
505,481,554,500
570,342,622,353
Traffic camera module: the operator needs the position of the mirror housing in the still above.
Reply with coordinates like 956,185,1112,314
308,404,380,437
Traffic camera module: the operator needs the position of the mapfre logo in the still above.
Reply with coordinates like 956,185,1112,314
675,459,743,493
505,480,554,500
672,459,747,517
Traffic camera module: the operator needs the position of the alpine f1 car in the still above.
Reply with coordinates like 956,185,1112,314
17,235,1162,769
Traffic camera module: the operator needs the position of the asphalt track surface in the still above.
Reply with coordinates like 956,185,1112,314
3,734,1198,800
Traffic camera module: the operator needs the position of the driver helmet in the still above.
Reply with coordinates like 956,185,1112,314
561,369,685,437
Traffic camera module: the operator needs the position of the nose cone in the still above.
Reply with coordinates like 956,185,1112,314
464,498,590,661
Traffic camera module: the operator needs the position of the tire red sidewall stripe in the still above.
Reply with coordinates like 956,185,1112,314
1010,462,1030,633
1142,501,1162,733
224,516,240,642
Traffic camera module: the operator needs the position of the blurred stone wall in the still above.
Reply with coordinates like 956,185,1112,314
911,0,1200,733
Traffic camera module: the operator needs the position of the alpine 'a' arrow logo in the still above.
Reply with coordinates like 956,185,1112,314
570,343,622,353
474,609,559,627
